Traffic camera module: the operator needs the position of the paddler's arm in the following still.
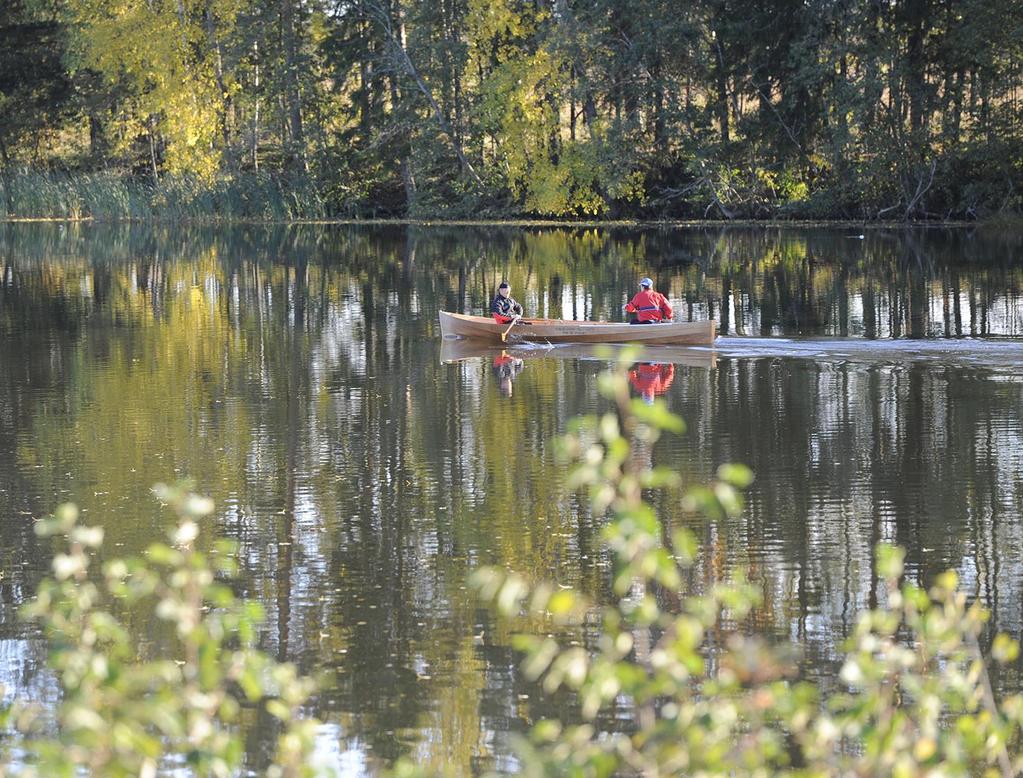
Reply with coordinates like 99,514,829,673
660,295,674,320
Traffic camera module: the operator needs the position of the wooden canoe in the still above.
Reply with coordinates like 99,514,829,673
439,311,717,346
440,338,717,368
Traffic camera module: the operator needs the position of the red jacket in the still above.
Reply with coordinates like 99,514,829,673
629,363,676,399
625,289,673,322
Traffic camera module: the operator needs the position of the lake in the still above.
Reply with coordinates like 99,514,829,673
2,222,1023,773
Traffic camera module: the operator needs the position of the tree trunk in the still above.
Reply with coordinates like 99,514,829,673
651,55,666,147
251,42,261,171
281,0,307,171
372,0,482,185
383,6,416,211
361,21,382,135
148,115,161,184
446,0,464,149
89,115,105,160
452,67,464,146
863,0,883,130
400,158,417,204
835,55,849,172
569,70,577,141
905,0,928,134
713,27,730,143
950,69,964,143
548,91,561,162
204,4,231,150
979,69,992,141
554,0,596,127
0,135,10,217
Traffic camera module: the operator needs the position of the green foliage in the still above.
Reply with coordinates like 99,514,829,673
13,484,323,777
1,0,1022,218
65,0,230,180
471,356,1023,776
468,0,644,217
0,170,326,220
0,1,73,163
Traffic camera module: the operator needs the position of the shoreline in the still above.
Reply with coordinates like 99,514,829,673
0,216,987,229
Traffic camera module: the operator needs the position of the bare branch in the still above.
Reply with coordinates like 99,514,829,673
362,0,482,186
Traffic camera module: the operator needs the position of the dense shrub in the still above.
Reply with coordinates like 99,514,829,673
6,484,321,777
0,170,328,222
463,352,1023,776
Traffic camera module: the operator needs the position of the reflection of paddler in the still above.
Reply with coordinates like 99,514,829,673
628,362,675,403
492,351,524,397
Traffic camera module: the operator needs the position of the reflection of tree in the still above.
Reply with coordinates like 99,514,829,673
669,356,1023,681
3,223,1023,771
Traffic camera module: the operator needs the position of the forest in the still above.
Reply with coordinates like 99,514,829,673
1,0,1021,220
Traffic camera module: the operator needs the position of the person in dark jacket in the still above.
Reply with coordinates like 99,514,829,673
491,281,524,323
623,277,673,323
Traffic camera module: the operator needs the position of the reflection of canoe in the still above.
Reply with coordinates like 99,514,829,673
440,337,717,368
439,311,717,345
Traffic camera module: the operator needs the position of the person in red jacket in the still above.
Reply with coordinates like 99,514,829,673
623,277,673,323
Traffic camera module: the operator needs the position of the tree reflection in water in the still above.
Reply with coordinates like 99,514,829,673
1,222,1023,772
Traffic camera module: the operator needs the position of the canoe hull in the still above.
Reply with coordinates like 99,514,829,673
438,311,717,346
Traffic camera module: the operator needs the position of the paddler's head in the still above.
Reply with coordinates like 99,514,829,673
498,281,510,298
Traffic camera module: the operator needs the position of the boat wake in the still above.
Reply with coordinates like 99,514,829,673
715,336,1023,368
441,334,1023,372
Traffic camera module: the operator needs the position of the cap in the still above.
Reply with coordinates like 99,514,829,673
640,277,653,288
498,281,510,289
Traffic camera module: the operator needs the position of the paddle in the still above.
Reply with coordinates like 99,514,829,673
501,315,521,342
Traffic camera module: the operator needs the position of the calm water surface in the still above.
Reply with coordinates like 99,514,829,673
2,223,1023,773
